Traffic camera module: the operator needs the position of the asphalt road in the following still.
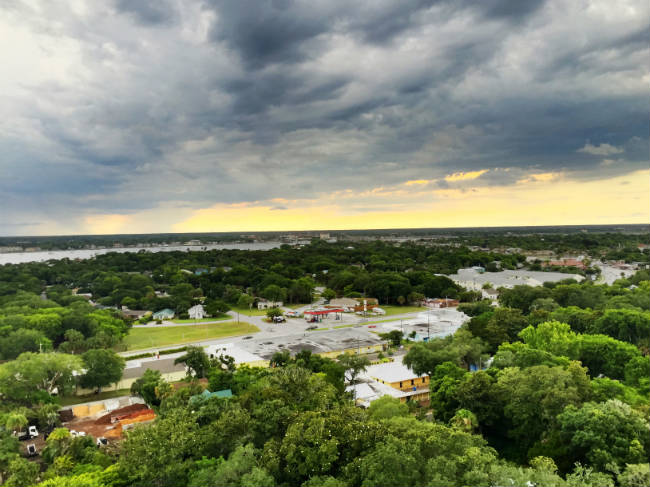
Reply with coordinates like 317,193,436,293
119,307,469,362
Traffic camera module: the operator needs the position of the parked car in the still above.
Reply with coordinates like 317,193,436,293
242,336,253,340
273,316,286,323
306,325,318,330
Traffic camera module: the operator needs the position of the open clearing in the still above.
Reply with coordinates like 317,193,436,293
124,321,259,350
381,305,426,316
231,307,269,316
170,316,229,324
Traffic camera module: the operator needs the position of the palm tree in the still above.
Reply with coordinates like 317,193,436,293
37,403,61,430
5,412,28,433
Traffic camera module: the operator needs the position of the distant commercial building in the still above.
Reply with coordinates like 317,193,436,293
329,297,360,308
449,268,584,291
364,360,430,404
543,258,586,270
424,298,459,308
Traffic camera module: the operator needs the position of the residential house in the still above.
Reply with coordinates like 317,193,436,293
121,308,150,320
481,288,499,304
152,308,175,320
257,299,283,310
188,304,206,320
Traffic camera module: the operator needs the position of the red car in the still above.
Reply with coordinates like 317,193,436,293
367,325,377,328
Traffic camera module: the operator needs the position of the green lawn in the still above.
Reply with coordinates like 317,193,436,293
381,305,426,316
124,321,259,350
171,316,229,324
60,388,131,407
231,307,269,316
334,324,356,329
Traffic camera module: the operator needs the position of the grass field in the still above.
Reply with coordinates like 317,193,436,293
171,316,228,324
231,307,269,316
124,321,259,350
381,305,426,316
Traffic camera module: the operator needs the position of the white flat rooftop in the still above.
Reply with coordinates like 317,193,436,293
346,379,407,402
205,343,264,364
365,360,425,383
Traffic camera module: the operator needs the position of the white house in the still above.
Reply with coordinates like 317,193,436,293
188,304,206,320
481,288,499,304
257,299,283,310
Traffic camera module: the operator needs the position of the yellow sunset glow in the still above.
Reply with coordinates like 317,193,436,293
161,169,649,233
444,169,489,182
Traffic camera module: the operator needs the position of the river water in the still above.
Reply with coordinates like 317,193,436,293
0,242,282,265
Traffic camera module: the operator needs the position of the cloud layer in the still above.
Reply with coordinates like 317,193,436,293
1,0,648,234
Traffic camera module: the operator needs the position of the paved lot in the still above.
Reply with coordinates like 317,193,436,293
120,307,470,372
239,327,385,359
596,262,636,285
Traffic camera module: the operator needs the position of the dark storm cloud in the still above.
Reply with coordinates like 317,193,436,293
208,0,331,69
114,0,179,25
476,0,546,20
1,0,648,233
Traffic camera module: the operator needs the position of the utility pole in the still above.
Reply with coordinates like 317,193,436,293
427,312,430,341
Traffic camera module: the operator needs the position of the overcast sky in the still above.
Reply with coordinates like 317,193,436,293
1,0,648,236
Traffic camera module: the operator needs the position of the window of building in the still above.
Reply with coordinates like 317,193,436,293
411,379,414,385
399,382,403,388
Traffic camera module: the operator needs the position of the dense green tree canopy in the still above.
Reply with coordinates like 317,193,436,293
79,349,125,391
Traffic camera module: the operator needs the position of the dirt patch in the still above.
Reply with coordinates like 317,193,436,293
95,403,148,425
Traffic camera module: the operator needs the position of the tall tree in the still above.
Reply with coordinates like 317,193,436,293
557,399,650,473
80,349,125,392
0,352,83,402
175,346,211,378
